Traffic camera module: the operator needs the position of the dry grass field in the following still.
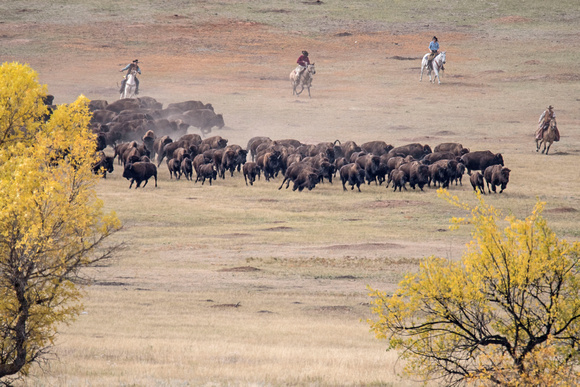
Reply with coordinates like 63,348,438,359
1,1,580,385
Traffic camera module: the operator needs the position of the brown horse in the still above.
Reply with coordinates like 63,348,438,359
536,118,559,155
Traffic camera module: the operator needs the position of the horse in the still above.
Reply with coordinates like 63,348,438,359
120,69,137,99
290,63,316,97
420,51,446,84
536,118,559,155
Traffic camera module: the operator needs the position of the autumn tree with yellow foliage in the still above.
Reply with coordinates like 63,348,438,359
369,190,580,386
0,62,120,380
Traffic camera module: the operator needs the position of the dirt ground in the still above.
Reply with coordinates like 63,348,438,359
2,4,580,385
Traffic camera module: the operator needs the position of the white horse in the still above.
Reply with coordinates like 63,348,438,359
120,69,137,99
420,51,446,84
290,63,316,97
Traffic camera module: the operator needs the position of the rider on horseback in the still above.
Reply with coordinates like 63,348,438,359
296,51,310,81
536,105,559,141
427,37,439,70
120,59,141,95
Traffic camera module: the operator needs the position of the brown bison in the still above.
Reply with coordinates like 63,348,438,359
152,135,173,163
243,162,261,186
422,151,458,164
192,153,212,176
167,158,181,179
292,168,319,192
470,171,485,193
181,157,193,181
433,142,470,156
387,143,432,160
401,161,430,191
92,151,114,178
484,165,511,193
201,135,228,150
355,154,381,184
195,164,218,185
247,136,272,161
389,169,408,192
122,161,158,188
460,151,504,175
340,163,366,192
257,150,282,181
278,162,317,191
183,109,225,135
360,141,394,156
167,100,213,112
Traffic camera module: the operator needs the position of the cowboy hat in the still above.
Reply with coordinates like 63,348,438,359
548,105,553,109
302,51,309,56
133,59,139,63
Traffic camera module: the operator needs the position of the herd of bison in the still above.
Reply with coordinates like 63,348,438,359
87,96,510,193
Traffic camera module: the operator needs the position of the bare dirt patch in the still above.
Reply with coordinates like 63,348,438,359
218,266,261,272
545,207,578,214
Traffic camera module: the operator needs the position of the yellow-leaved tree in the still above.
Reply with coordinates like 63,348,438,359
368,189,580,386
0,62,121,381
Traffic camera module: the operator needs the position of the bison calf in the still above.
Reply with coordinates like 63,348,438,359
470,171,485,194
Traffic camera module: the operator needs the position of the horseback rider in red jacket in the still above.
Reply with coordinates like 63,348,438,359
296,51,310,80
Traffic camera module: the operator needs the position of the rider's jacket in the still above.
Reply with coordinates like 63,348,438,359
121,63,141,74
296,55,310,67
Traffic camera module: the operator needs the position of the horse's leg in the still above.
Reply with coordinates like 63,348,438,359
420,64,424,82
296,83,304,96
536,139,540,152
545,142,552,155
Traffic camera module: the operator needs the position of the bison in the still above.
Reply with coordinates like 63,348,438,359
433,142,470,156
167,158,181,179
122,161,158,188
181,157,193,181
183,109,225,135
92,151,114,178
483,164,511,193
247,136,272,161
470,171,485,193
243,162,261,186
360,141,394,156
339,163,366,192
403,161,430,191
195,164,218,185
460,151,504,175
389,169,408,192
387,143,432,160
